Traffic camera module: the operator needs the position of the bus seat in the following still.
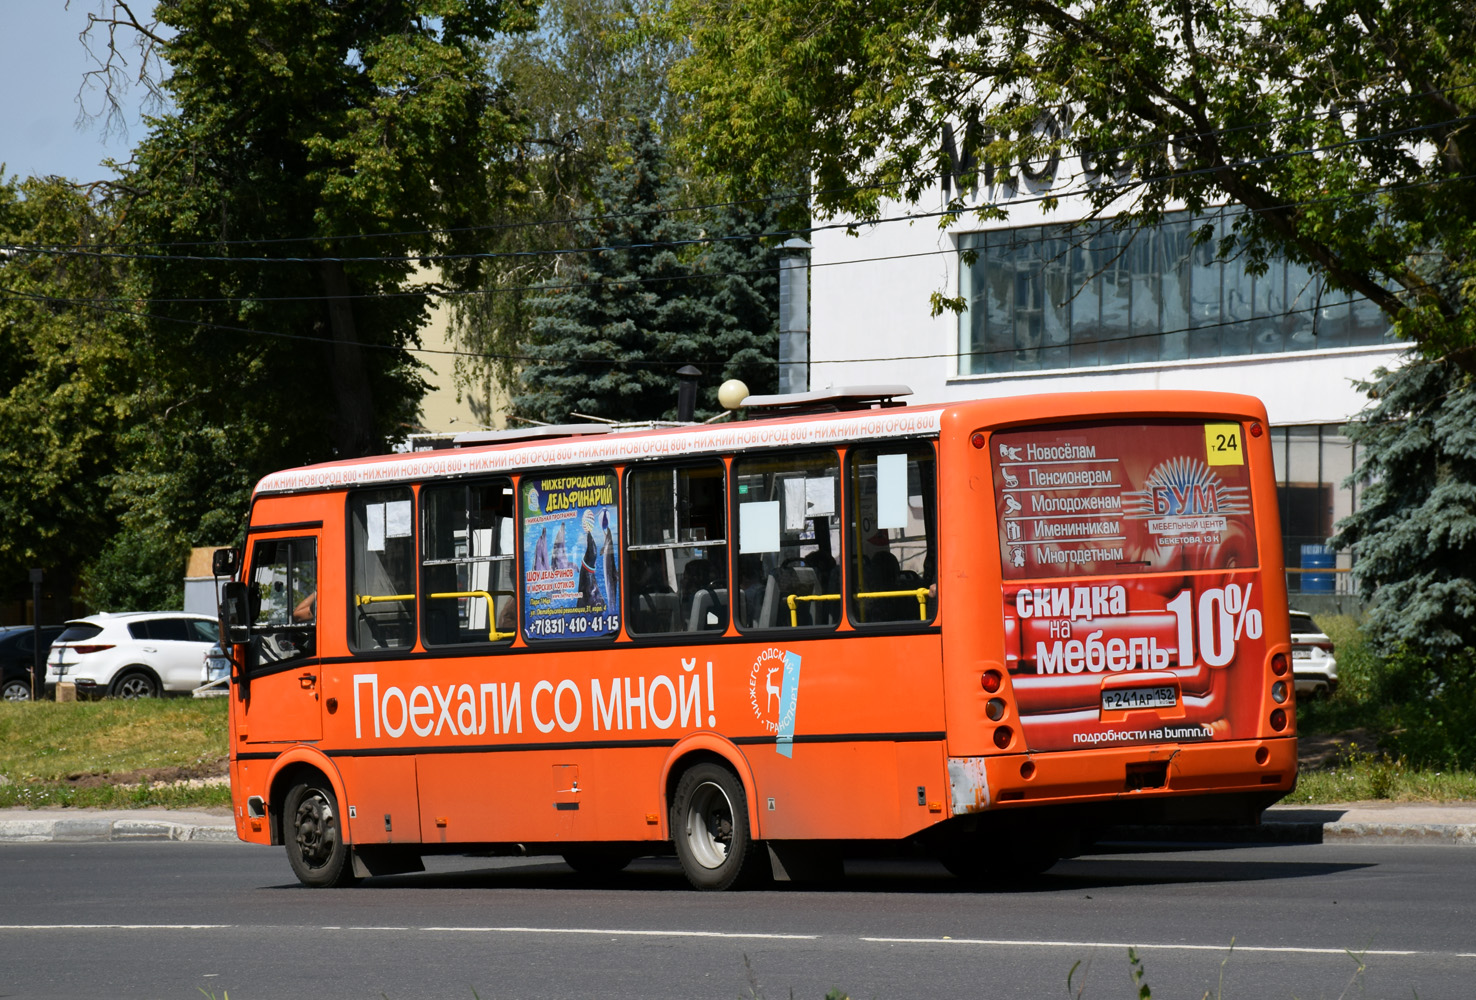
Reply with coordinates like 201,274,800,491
637,591,678,633
686,588,729,632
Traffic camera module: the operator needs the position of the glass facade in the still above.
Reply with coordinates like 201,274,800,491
958,209,1394,375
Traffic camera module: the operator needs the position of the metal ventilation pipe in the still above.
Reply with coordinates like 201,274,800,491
778,238,812,394
676,364,701,421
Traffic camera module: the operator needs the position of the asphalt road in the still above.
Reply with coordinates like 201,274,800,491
2,840,1473,1000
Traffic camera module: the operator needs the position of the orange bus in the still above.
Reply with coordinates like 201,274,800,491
214,387,1297,890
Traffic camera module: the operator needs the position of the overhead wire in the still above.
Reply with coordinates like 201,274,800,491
10,75,1474,255
3,102,1472,264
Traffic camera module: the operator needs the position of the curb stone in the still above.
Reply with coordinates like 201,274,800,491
0,817,237,844
1102,820,1476,847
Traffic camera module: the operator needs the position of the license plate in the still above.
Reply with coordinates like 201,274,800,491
1292,648,1311,659
1102,686,1178,711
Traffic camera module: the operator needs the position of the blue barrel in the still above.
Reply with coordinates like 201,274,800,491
1300,544,1334,593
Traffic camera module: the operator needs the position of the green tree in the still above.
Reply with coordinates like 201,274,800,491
0,175,136,603
453,0,693,402
670,0,1476,369
1332,361,1476,661
515,119,783,422
48,0,543,607
519,119,707,421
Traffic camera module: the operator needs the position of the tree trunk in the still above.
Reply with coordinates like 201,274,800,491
318,260,378,458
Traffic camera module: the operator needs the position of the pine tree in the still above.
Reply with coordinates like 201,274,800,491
516,121,781,422
1332,361,1476,664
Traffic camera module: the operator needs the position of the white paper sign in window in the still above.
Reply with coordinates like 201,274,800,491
876,453,908,530
385,500,413,539
740,501,781,553
805,477,835,518
782,478,807,531
365,502,386,552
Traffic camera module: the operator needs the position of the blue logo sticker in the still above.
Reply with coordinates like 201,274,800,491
775,651,801,757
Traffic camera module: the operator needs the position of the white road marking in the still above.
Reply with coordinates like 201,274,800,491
421,926,818,940
0,924,232,930
862,937,1426,956
0,926,1459,955
0,924,813,941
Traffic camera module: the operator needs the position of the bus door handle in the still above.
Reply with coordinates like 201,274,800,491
298,672,317,689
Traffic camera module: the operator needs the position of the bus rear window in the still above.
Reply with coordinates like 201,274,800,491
992,421,1257,579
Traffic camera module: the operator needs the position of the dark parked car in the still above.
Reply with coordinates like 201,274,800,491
0,625,65,701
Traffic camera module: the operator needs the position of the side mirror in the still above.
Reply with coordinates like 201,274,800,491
219,580,252,645
212,548,239,577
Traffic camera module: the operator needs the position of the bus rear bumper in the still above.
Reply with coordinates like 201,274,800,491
949,736,1298,821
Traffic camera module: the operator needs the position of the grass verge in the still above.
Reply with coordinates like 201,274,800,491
0,697,229,809
1286,613,1476,803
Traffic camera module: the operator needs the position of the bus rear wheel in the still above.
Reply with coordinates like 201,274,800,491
284,779,358,888
671,763,766,891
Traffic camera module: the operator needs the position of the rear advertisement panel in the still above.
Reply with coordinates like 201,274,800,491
993,421,1267,751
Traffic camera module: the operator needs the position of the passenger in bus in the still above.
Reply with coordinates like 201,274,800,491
804,551,840,623
495,597,516,638
737,555,765,627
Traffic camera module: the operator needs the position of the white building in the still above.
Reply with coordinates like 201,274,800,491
810,161,1401,608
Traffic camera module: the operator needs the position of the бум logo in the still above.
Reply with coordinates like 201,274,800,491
1121,457,1250,520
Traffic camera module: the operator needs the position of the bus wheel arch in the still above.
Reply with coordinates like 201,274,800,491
265,750,348,849
660,738,762,840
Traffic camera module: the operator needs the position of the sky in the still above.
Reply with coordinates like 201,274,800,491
0,0,158,183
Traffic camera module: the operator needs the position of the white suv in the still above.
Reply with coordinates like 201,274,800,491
47,612,221,699
1288,609,1338,698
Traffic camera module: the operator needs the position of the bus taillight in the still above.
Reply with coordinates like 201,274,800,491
1269,709,1287,731
1272,681,1289,703
993,726,1014,749
985,698,1007,721
1271,653,1288,675
981,669,1002,692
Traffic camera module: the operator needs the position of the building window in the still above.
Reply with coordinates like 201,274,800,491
1271,425,1359,596
958,209,1394,375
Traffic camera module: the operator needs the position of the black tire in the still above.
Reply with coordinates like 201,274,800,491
670,762,767,891
110,669,160,699
1,678,33,702
562,849,633,876
283,779,359,888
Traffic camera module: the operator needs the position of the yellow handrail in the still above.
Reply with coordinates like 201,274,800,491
851,587,931,623
785,592,841,627
357,591,516,641
356,593,414,606
428,590,516,641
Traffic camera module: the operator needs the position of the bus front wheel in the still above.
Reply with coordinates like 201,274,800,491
283,779,358,888
671,763,765,891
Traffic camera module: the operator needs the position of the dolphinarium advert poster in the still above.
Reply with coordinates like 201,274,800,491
520,473,620,640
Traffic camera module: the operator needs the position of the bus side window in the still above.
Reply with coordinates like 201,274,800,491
421,480,516,647
732,449,841,631
626,462,728,635
847,444,938,625
248,537,317,664
349,488,417,651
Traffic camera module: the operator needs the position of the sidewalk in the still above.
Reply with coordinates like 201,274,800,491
1,802,1474,846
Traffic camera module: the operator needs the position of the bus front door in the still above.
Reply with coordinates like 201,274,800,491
239,535,323,744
